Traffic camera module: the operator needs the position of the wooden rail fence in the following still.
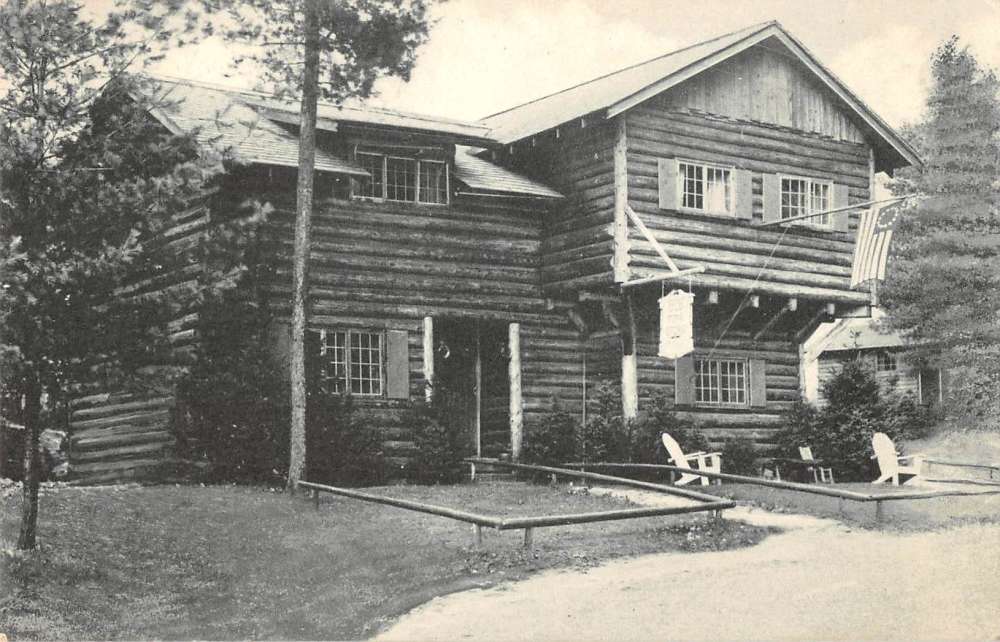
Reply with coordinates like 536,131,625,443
298,468,734,549
561,462,1000,523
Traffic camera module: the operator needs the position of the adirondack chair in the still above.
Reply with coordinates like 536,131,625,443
799,446,835,484
871,432,924,486
660,432,722,486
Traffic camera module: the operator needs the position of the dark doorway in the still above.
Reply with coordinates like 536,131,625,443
434,319,510,458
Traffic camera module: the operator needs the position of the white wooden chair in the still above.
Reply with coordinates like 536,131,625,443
799,446,835,484
660,432,721,486
871,432,924,486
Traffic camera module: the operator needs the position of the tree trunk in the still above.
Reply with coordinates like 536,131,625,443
287,0,321,492
17,378,43,550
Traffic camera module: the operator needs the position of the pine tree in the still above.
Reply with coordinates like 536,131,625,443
0,0,221,548
187,0,434,489
882,37,1000,429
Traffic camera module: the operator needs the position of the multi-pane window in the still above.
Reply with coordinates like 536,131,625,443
386,156,417,202
356,153,384,199
419,160,448,204
355,150,449,205
694,358,748,406
320,330,383,396
875,351,897,372
680,161,733,214
781,176,832,226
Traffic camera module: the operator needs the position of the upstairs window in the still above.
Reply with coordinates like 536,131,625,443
354,150,449,205
694,358,748,407
780,176,832,226
679,161,733,215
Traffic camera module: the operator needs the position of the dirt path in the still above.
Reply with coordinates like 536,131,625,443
377,492,1000,641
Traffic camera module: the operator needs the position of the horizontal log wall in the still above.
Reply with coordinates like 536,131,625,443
625,105,872,303
634,315,800,449
498,121,618,293
263,195,586,470
68,392,176,485
67,197,214,484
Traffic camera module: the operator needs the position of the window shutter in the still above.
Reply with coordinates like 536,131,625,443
674,355,695,406
735,169,753,220
832,183,851,232
305,329,323,397
762,174,780,223
386,330,410,400
750,358,767,408
658,158,679,210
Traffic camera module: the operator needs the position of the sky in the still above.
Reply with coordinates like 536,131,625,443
144,0,1000,129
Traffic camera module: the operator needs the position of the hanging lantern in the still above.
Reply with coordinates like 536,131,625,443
658,289,695,359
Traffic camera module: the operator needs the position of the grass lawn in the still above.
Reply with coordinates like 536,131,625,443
1,481,771,640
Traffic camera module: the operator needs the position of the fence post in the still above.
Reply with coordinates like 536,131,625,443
875,500,884,524
472,524,483,549
313,488,319,511
523,527,534,549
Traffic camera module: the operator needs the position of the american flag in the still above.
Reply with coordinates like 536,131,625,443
850,201,905,289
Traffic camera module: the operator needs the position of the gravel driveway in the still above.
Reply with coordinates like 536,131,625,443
377,492,1000,641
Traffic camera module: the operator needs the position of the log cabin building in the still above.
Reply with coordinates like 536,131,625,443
66,21,920,483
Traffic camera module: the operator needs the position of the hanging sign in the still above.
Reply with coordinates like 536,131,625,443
658,290,694,359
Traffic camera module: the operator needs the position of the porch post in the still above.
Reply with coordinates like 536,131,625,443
422,316,434,402
621,295,638,420
509,323,523,461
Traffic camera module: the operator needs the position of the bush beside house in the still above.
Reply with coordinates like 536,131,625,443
775,359,936,481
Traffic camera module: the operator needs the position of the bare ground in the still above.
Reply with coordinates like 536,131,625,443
378,490,1000,641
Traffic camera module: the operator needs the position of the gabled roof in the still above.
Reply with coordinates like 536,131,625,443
453,147,563,199
145,78,369,177
480,21,920,172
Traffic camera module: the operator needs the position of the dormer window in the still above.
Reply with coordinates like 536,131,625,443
354,149,449,205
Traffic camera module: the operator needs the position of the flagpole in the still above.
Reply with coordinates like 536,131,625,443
756,194,914,228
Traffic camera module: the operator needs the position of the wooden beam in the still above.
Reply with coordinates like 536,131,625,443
752,300,794,342
708,290,720,305
566,307,588,335
465,458,727,503
624,204,681,273
298,481,501,527
601,300,622,331
613,118,631,283
795,303,836,343
619,265,706,289
509,323,523,462
756,194,911,227
749,294,760,309
579,291,620,303
475,328,482,459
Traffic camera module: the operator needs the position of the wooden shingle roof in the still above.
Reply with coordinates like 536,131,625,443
143,77,560,199
453,147,563,199
146,78,369,177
